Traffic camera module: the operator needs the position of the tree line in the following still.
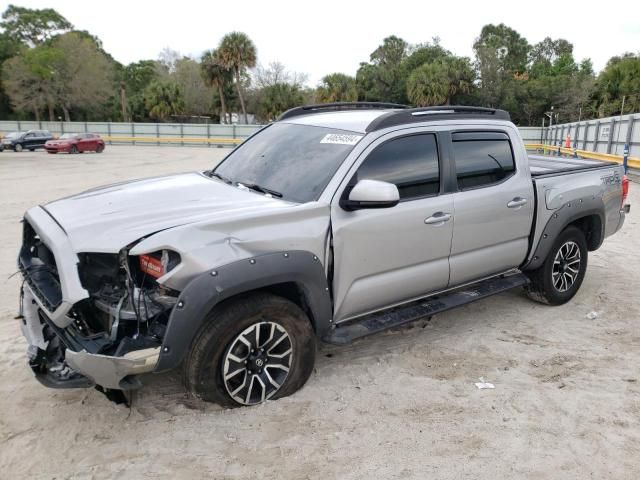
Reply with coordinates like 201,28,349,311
0,4,638,125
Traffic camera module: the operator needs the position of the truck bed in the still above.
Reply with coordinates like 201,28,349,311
528,154,617,177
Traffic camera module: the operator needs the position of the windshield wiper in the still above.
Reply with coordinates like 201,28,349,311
236,182,283,198
209,171,232,184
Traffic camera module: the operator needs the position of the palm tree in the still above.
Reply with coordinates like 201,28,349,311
406,63,449,106
316,73,358,103
201,49,232,123
144,80,184,120
407,57,474,106
217,32,257,124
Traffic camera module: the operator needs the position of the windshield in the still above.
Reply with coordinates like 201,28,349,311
5,132,23,139
59,134,79,139
212,123,362,203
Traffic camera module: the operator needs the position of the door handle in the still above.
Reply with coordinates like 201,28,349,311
424,212,452,225
507,197,528,209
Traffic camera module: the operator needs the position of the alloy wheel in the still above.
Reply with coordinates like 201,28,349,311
552,240,581,292
222,321,293,405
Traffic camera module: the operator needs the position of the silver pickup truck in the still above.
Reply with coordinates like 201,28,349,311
17,104,630,406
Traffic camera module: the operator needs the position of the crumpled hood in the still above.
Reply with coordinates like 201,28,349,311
43,172,291,253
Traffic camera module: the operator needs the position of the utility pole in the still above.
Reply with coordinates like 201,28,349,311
544,106,555,147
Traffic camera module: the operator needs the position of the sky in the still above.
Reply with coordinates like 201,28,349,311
2,0,639,85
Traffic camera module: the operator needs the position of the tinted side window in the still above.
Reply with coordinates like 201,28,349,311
356,134,439,199
453,134,515,190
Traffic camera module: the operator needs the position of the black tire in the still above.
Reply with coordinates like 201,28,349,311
69,145,78,154
526,225,588,305
96,144,104,153
183,292,316,407
14,143,23,152
29,148,35,152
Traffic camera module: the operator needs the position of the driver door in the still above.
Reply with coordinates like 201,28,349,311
330,131,453,322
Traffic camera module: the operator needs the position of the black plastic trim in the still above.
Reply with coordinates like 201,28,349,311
154,250,332,372
523,197,605,271
452,131,510,141
366,106,510,132
278,102,408,121
324,273,529,345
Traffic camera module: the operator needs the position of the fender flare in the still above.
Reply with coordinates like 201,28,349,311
154,250,332,372
523,195,605,271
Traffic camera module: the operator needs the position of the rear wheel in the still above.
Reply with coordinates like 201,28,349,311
69,145,78,154
14,143,23,152
184,293,316,407
526,226,588,305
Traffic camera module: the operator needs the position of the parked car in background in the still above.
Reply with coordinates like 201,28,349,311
2,130,53,152
45,133,105,154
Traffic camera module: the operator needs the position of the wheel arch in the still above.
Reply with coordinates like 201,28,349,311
569,214,603,251
154,250,332,372
524,195,605,271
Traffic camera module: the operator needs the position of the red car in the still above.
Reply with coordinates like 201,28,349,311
45,133,105,154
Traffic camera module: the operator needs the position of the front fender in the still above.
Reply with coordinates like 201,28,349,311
154,250,332,372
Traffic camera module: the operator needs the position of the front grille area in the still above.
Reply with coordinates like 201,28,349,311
19,220,63,310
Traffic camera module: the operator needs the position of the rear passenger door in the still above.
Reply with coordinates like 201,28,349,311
331,131,454,322
449,131,534,285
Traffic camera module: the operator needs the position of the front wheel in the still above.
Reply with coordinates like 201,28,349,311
526,225,588,305
183,293,316,407
14,143,23,152
69,145,78,154
96,144,104,153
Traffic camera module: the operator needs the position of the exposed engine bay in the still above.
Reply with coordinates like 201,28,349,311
19,219,181,400
74,250,180,354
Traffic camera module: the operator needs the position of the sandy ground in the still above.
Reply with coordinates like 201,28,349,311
0,146,638,479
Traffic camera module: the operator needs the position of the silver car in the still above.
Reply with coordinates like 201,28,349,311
17,104,630,406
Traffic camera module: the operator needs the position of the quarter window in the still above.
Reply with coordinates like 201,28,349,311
355,134,439,199
452,132,515,190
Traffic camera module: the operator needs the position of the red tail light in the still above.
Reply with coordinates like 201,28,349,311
622,174,629,204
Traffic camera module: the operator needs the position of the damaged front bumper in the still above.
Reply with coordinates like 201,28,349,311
20,279,160,391
65,347,159,390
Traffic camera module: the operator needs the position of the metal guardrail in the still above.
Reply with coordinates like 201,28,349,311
525,143,640,170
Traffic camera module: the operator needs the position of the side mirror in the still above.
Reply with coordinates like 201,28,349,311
341,179,400,211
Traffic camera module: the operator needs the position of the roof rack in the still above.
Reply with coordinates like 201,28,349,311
366,106,511,132
278,102,408,121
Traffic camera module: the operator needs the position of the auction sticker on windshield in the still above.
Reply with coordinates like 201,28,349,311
320,133,363,145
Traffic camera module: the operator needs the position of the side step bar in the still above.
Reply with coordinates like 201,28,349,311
323,273,529,345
